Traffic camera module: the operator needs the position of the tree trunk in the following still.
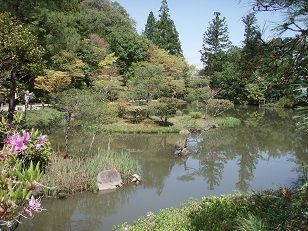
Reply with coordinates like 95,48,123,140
65,113,71,154
8,69,17,123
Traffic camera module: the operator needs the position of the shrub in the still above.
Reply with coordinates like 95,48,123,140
125,105,147,123
207,99,234,117
148,98,184,125
189,111,203,119
275,97,294,108
0,115,51,230
25,108,64,133
116,186,308,231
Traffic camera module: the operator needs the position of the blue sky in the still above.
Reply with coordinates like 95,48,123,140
116,0,286,68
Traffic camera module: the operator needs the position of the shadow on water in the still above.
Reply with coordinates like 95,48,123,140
18,107,308,231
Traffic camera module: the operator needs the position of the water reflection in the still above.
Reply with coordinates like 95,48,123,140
19,107,308,231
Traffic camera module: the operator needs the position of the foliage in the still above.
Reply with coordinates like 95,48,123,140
153,0,183,56
124,106,147,123
35,69,71,93
0,12,44,121
42,150,139,195
214,116,241,128
25,108,64,133
236,214,267,231
92,53,124,101
127,62,164,102
0,115,51,229
200,12,231,66
189,112,203,119
143,11,158,41
207,99,234,117
116,186,308,231
275,97,294,108
148,98,184,124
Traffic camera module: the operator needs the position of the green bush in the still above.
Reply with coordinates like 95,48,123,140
207,99,234,117
189,111,203,119
25,108,64,133
115,186,308,231
275,97,294,108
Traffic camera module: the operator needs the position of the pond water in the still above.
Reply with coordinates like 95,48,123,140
19,107,308,231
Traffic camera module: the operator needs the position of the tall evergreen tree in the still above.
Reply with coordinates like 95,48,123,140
156,0,183,57
200,12,231,65
240,13,263,81
144,11,157,40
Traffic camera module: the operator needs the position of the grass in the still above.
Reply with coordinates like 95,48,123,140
115,185,308,231
100,115,241,134
214,116,241,128
42,150,139,196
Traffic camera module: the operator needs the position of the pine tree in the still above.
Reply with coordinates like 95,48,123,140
241,13,263,80
144,11,157,40
156,0,183,57
200,12,231,65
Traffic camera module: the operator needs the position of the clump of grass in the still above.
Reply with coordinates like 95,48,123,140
189,111,203,119
236,214,267,231
214,116,241,128
42,150,139,195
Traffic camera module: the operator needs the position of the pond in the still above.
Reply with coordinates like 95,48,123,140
18,107,308,231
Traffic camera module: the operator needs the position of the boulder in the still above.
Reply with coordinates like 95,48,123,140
97,169,123,191
131,174,142,183
179,129,190,136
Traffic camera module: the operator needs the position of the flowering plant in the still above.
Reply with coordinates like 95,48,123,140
0,115,51,229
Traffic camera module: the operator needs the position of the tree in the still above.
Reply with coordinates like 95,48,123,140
241,13,263,79
35,69,71,93
148,97,183,124
0,13,44,122
127,62,164,103
92,53,124,101
144,11,157,40
200,12,231,66
106,27,149,77
54,89,112,154
156,0,183,56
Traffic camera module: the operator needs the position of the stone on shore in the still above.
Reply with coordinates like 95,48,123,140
97,169,123,191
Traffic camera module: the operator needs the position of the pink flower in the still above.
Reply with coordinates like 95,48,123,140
22,131,31,143
6,134,27,153
24,196,43,216
36,135,46,150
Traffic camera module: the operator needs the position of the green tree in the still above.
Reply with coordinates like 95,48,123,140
156,0,183,56
107,27,149,77
0,13,44,122
144,11,157,41
148,97,183,125
127,62,164,103
200,12,231,65
240,13,263,86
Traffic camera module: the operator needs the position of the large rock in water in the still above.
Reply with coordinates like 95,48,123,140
97,169,123,191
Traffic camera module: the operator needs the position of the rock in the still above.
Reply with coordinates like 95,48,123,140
174,147,190,156
97,169,123,191
131,174,142,183
181,148,189,156
179,129,190,136
58,192,67,200
204,123,219,131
